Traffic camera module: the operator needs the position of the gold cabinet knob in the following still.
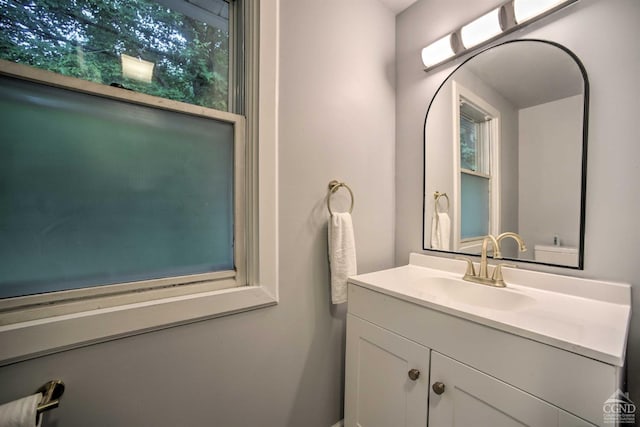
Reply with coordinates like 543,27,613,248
432,381,446,395
408,369,421,381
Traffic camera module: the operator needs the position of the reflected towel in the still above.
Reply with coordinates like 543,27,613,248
430,212,450,250
0,393,42,427
328,213,357,304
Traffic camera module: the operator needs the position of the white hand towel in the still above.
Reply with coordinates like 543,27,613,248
430,212,451,250
328,212,357,304
0,393,42,427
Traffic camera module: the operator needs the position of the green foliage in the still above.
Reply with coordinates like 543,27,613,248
0,0,230,110
460,115,478,171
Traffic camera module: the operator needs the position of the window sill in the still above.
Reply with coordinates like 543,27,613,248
0,285,277,366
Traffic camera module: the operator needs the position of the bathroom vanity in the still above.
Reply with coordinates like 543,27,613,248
344,254,631,427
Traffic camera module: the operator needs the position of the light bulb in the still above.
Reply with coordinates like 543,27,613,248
514,0,566,24
421,35,455,68
460,8,502,49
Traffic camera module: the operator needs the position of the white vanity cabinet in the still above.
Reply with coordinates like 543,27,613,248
429,351,593,427
344,314,430,427
344,278,626,427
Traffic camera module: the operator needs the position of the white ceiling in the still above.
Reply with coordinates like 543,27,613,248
379,0,418,14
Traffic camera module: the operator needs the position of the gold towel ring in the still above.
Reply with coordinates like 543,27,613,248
327,180,354,215
434,191,450,213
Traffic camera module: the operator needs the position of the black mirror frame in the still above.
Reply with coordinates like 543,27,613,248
421,39,589,270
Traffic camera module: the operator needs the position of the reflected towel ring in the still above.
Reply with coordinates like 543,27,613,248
327,180,354,215
434,191,450,213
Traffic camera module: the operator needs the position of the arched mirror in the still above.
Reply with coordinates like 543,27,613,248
423,39,588,268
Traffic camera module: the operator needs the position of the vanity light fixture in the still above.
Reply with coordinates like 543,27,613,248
460,7,502,49
421,34,455,68
513,0,568,24
421,0,578,71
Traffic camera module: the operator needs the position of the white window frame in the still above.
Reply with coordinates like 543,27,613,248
0,59,249,321
0,0,279,365
452,81,500,254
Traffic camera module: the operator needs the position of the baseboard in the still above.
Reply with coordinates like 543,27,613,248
331,420,344,427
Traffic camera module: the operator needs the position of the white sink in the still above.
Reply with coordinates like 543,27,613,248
348,253,631,366
418,277,535,311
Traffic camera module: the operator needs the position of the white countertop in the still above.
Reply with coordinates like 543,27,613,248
349,253,631,366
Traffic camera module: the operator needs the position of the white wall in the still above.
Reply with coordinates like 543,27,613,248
0,1,396,426
519,95,583,254
397,0,640,400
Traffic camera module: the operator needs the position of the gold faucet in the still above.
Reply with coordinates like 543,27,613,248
496,232,527,253
460,232,527,287
478,234,501,280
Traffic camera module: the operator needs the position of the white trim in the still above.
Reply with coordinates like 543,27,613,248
0,270,235,313
452,81,462,250
0,275,238,325
0,60,241,123
0,0,279,365
488,105,501,236
460,168,491,179
257,0,279,301
0,286,275,364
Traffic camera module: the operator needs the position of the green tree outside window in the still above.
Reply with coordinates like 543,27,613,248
0,0,230,111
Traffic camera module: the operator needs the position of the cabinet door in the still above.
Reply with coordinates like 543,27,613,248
344,314,430,427
429,351,576,427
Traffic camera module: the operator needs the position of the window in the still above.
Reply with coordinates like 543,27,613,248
0,0,235,111
0,75,242,303
1,0,243,311
460,100,491,240
452,82,500,252
0,0,278,365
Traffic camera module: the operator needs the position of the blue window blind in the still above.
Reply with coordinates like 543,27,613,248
0,76,234,298
460,173,489,239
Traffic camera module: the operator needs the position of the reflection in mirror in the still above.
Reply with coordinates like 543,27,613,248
423,40,588,268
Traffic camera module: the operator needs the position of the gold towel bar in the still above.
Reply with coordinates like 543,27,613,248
327,180,354,215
